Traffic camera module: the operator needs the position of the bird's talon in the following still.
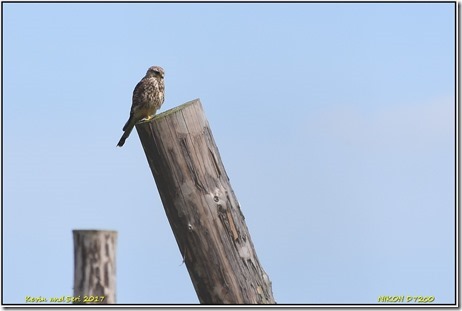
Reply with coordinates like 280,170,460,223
137,116,154,124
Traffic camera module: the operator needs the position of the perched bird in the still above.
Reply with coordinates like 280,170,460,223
117,66,165,147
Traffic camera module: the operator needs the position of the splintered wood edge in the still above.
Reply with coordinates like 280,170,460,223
155,98,201,120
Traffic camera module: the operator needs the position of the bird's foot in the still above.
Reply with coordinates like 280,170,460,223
137,115,154,124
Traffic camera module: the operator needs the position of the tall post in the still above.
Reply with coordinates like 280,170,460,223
73,230,117,304
136,99,275,304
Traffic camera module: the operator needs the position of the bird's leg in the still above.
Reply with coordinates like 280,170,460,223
137,115,155,124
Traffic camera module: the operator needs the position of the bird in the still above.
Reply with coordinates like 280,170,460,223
117,66,165,147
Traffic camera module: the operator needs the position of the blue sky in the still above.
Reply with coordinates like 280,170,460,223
3,2,455,305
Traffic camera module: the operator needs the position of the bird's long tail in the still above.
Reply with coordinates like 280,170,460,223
117,115,136,147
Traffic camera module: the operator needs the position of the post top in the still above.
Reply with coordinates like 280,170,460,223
155,98,202,120
72,229,118,235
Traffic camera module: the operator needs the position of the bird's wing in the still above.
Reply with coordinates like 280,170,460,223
131,79,148,112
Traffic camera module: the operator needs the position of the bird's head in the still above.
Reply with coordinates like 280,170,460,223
146,66,165,79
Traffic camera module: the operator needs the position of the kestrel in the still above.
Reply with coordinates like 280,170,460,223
117,66,165,147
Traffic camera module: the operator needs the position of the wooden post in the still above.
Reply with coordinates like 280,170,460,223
136,99,275,304
73,230,117,304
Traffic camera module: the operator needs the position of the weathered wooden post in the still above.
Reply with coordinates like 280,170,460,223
73,230,117,304
136,99,275,304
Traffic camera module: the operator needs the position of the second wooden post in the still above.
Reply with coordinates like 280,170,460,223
73,230,117,304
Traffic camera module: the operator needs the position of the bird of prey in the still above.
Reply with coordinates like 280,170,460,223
117,66,165,147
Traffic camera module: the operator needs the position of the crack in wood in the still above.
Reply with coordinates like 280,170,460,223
180,138,206,193
208,148,222,177
226,208,239,241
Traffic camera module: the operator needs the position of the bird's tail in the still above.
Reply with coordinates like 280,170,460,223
122,114,133,132
117,116,136,147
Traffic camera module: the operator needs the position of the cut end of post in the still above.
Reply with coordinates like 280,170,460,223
154,98,201,120
72,229,118,235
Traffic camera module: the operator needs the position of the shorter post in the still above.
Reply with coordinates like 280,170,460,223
73,230,117,304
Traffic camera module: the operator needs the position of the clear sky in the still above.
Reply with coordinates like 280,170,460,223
3,2,456,305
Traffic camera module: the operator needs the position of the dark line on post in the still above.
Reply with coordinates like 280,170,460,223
180,138,206,193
